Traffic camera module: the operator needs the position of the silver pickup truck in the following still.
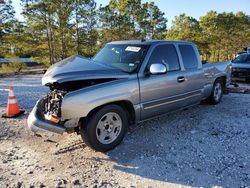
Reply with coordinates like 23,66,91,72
28,40,231,151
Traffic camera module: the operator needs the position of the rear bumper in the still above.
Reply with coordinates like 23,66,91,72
27,99,66,134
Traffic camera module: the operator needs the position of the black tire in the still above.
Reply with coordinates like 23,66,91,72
207,79,223,104
80,104,128,152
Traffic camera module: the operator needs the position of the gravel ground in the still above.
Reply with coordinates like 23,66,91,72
0,73,250,188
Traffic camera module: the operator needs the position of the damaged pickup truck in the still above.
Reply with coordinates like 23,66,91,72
28,40,232,152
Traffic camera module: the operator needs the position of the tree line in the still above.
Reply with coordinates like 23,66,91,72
1,0,250,65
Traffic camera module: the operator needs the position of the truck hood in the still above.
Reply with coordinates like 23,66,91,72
42,55,129,85
232,63,250,69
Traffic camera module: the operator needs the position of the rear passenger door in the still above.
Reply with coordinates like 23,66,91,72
178,44,204,106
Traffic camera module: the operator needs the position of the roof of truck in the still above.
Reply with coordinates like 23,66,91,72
108,40,194,45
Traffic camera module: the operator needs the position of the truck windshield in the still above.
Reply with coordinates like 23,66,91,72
92,44,150,73
233,54,250,63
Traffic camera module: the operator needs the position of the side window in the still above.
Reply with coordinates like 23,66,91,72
179,45,199,69
148,44,180,72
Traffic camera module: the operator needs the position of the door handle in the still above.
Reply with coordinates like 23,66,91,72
177,76,186,83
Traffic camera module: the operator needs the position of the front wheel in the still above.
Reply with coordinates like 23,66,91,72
207,79,223,104
80,104,128,152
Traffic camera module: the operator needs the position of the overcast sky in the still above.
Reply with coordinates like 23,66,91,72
12,0,250,28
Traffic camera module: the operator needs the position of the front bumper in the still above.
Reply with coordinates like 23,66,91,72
27,99,66,134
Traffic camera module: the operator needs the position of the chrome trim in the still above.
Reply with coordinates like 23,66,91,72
149,63,167,74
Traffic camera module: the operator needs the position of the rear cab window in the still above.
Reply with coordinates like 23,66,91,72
179,45,199,69
148,44,180,72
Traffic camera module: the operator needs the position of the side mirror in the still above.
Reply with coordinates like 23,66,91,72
149,63,167,75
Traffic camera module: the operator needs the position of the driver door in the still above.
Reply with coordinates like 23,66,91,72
139,44,188,120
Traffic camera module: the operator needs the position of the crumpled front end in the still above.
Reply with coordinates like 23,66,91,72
28,80,112,134
27,97,66,134
28,56,130,134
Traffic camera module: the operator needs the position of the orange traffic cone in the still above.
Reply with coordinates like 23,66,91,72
2,86,25,118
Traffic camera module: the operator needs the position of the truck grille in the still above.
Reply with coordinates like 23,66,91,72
232,68,250,77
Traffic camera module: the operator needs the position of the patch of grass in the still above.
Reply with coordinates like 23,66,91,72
0,62,27,74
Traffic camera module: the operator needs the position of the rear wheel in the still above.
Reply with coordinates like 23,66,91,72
80,104,128,152
207,79,223,104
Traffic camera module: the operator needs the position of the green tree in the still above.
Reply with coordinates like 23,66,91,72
200,11,250,61
21,0,99,64
166,12,250,62
166,14,201,43
138,2,167,39
0,0,15,37
53,0,75,59
21,0,58,65
98,0,136,44
0,0,16,57
98,0,167,44
4,0,249,66
74,0,98,56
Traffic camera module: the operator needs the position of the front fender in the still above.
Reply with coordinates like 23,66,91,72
61,77,139,119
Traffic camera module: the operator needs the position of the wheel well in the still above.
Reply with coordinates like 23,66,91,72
114,101,136,125
216,76,227,89
80,100,136,127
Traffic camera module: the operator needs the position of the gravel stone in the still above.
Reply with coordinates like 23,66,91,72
72,179,81,185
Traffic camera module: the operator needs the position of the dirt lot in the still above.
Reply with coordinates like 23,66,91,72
0,73,250,188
